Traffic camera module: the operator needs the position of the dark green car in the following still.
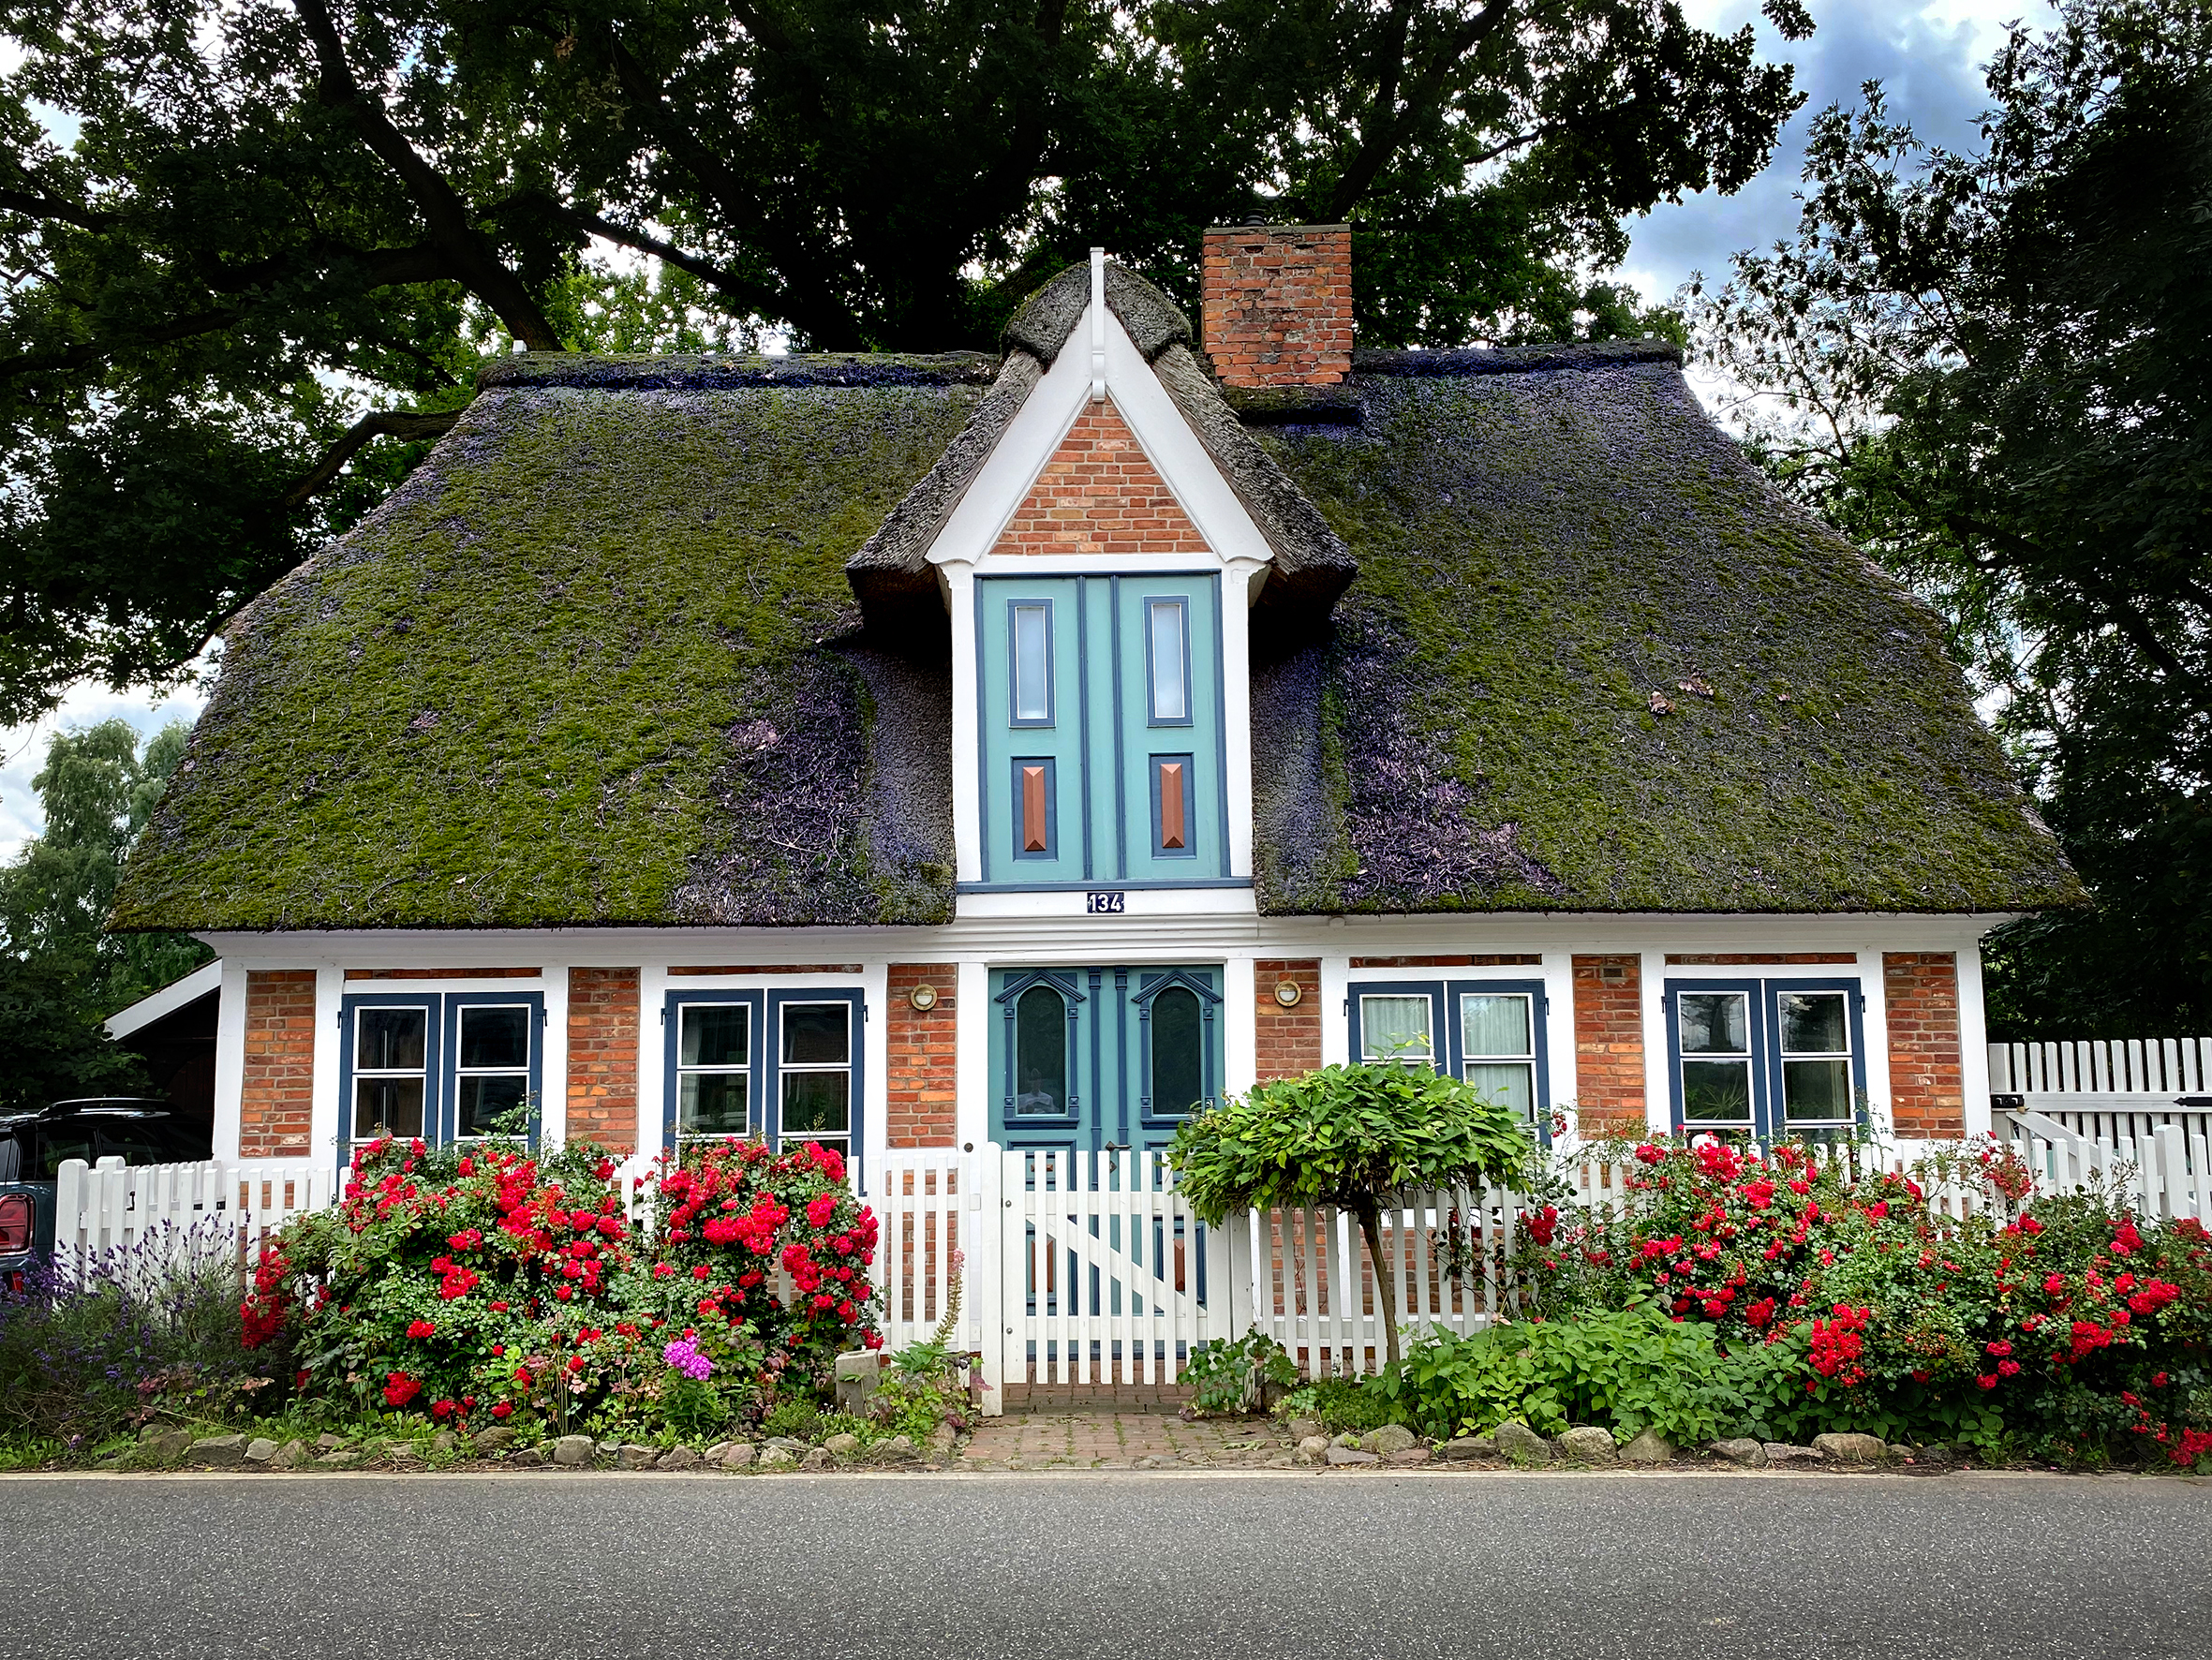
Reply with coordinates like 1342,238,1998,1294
0,1100,211,1283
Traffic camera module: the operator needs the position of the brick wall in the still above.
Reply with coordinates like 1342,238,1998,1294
1884,952,1966,1138
990,400,1210,558
1200,224,1354,388
1571,955,1646,1136
887,964,958,1148
241,970,317,1158
567,968,641,1153
1254,958,1322,1082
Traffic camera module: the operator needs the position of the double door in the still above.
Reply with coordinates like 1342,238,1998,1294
987,965,1224,1154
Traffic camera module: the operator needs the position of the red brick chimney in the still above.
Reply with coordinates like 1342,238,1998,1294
1200,223,1353,387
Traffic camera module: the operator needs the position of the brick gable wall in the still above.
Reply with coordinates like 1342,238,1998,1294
567,968,641,1153
1254,958,1322,1082
887,964,958,1148
241,970,317,1158
990,400,1210,559
1884,952,1967,1137
1571,955,1646,1136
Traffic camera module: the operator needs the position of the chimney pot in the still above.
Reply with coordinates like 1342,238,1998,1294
1201,223,1353,388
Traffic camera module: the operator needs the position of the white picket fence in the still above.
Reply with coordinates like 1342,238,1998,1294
1990,1038,2212,1146
52,1156,334,1279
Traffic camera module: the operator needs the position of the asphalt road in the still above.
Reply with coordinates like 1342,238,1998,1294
2,1469,2205,1660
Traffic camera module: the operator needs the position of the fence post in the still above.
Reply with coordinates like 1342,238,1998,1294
972,1145,1007,1417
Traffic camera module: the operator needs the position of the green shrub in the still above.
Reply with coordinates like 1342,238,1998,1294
761,1397,824,1442
1281,1375,1408,1434
1185,1328,1299,1416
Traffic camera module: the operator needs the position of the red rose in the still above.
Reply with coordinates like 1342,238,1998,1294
407,1319,436,1339
491,1401,513,1419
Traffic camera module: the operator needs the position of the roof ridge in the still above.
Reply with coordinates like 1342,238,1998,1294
477,352,1000,391
1001,260,1193,364
1353,339,1684,378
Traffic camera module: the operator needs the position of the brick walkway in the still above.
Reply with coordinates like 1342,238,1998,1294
959,1410,1296,1470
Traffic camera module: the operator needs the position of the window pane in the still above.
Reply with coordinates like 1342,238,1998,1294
680,1003,750,1068
354,1076,424,1139
1012,602,1049,721
1461,994,1532,1060
781,1070,851,1135
458,1005,529,1070
782,1004,850,1066
456,1075,528,1138
356,1008,426,1072
1149,600,1187,720
1466,1061,1536,1121
1677,992,1749,1056
1778,992,1848,1055
1150,986,1204,1117
1360,995,1433,1066
1015,985,1067,1115
1783,1059,1853,1122
679,1073,750,1137
1682,1060,1753,1122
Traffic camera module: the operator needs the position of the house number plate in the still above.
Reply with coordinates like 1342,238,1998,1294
1085,890,1127,914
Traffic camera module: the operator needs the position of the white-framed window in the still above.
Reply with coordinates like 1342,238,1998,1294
1775,989,1855,1128
1460,990,1537,1123
1358,993,1437,1069
778,1000,853,1163
1146,597,1190,723
1668,978,1863,1137
675,1000,753,1143
453,1004,532,1140
352,1005,429,1145
1676,989,1755,1128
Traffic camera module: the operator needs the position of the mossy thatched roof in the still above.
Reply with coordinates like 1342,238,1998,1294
112,271,2074,932
112,359,981,931
1249,348,2077,913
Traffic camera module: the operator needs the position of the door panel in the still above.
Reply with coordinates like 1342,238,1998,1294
989,966,1223,1153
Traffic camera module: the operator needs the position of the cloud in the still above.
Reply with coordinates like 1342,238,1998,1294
1621,0,2058,304
0,685,208,862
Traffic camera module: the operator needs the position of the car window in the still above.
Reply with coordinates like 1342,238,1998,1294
94,1122,199,1167
0,1134,18,1182
36,1126,94,1178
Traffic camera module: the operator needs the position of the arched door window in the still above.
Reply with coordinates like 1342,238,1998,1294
1149,986,1205,1118
1015,984,1069,1116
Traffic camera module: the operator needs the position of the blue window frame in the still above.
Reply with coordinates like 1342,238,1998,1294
995,970,1085,1128
1007,598,1055,727
661,987,866,1180
1665,977,1866,1138
1143,596,1193,726
338,990,543,1166
1347,978,1552,1135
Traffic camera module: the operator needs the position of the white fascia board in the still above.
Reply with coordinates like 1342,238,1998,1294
924,305,1275,580
104,958,224,1039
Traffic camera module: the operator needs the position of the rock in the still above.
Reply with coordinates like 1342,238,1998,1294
928,1424,957,1454
834,1350,883,1415
1384,1447,1432,1466
315,1450,363,1467
1557,1427,1617,1463
1325,1445,1380,1466
1813,1432,1887,1464
1709,1438,1767,1467
270,1440,307,1471
244,1437,280,1465
315,1432,347,1450
1492,1422,1551,1465
1441,1435,1496,1461
1295,1435,1330,1465
1619,1430,1674,1466
1762,1443,1823,1466
551,1434,597,1467
1285,1417,1325,1444
381,1440,422,1462
188,1433,247,1467
1133,1454,1182,1470
720,1443,758,1470
597,1438,622,1459
141,1429,194,1466
430,1431,458,1457
823,1432,862,1458
764,1435,809,1453
616,1445,657,1470
705,1442,733,1464
657,1445,702,1472
869,1435,918,1464
800,1446,833,1470
758,1445,798,1470
473,1426,516,1455
1332,1431,1362,1448
1362,1424,1418,1457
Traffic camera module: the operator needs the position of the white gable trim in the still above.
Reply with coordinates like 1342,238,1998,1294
104,958,222,1040
925,304,1275,578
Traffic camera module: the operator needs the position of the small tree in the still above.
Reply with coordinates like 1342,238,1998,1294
1168,1064,1534,1370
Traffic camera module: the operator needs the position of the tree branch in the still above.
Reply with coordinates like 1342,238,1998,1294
291,0,563,351
0,188,111,231
281,409,462,509
1326,0,1520,220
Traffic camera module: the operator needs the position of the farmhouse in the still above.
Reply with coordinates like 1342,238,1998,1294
110,225,2073,1192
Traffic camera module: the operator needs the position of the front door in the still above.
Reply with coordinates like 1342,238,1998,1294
987,965,1224,1154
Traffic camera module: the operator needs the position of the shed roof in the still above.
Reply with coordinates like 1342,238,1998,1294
111,272,2074,931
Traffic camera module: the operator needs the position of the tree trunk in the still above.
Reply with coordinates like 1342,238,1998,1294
1353,1198,1402,1371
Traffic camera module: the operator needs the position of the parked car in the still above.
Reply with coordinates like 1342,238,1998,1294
0,1099,212,1283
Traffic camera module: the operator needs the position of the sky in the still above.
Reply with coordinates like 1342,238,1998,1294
0,0,2059,859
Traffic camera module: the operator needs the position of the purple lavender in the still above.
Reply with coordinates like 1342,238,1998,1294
661,1337,714,1380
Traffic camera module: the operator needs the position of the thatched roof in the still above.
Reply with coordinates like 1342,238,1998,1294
111,267,2075,931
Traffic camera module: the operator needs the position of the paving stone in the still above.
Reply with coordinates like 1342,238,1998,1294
1285,1418,1325,1444
1709,1438,1767,1467
1813,1432,1888,1464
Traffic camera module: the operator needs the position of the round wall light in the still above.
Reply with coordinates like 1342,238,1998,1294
1272,978,1304,1008
908,982,940,1012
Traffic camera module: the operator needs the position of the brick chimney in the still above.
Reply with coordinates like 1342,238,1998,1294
1200,223,1353,387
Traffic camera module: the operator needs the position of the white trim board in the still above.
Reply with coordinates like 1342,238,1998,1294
105,959,223,1040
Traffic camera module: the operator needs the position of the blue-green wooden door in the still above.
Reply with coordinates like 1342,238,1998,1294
987,966,1223,1153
